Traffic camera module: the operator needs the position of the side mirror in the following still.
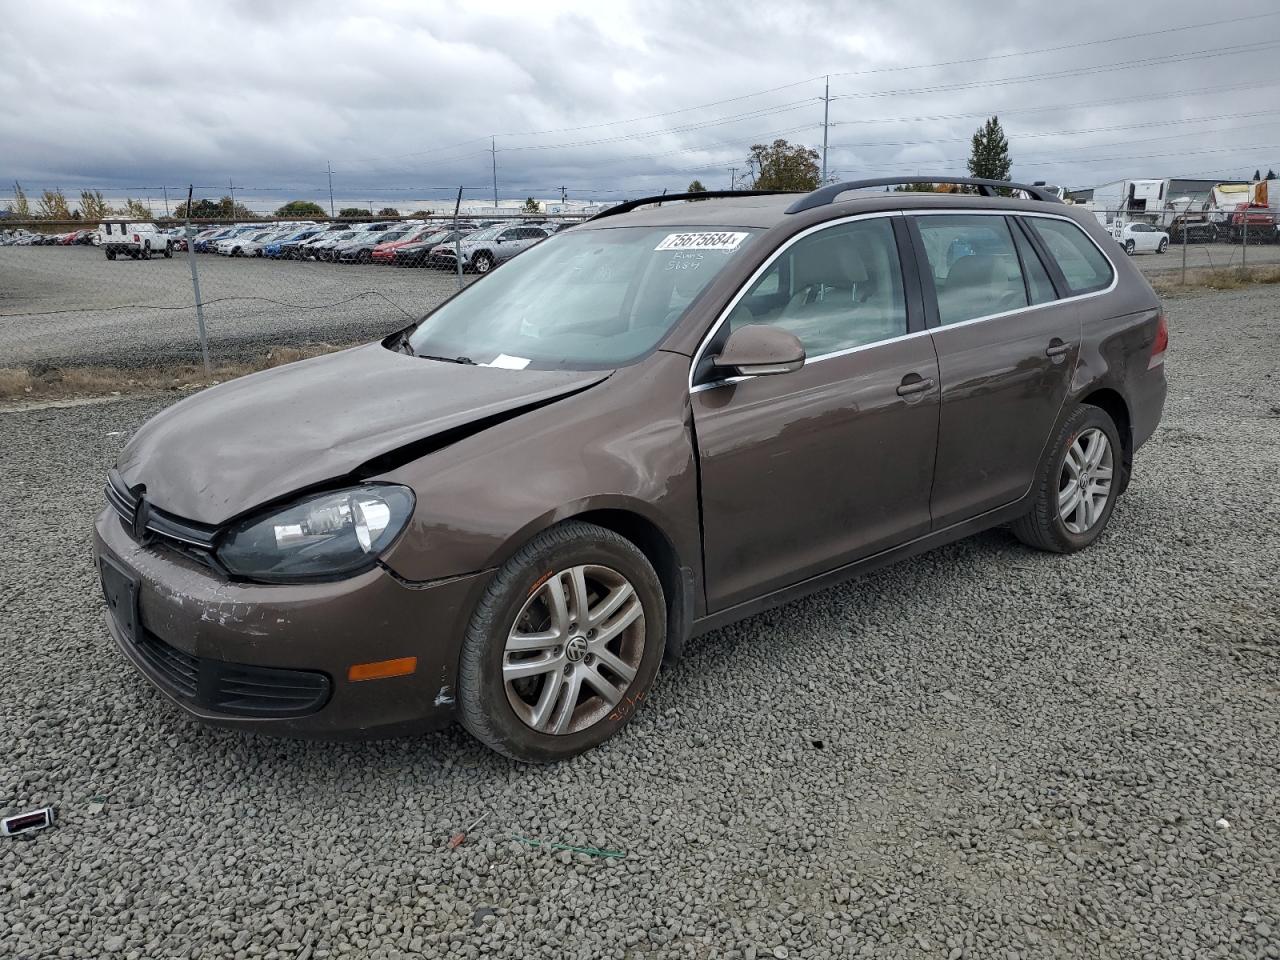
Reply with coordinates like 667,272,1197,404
711,325,805,377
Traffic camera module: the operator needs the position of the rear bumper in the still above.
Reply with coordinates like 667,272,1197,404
94,506,493,739
1130,365,1167,452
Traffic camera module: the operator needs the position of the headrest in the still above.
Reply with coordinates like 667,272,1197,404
793,239,870,290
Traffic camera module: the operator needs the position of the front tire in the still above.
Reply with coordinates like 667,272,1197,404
472,251,494,274
105,249,116,261
1011,405,1122,554
163,242,173,258
458,521,666,762
1157,238,1168,254
1124,240,1136,256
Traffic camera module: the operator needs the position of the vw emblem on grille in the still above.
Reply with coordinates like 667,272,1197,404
131,490,152,543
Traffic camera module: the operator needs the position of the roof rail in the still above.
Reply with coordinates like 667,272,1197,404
785,177,1063,214
586,190,796,222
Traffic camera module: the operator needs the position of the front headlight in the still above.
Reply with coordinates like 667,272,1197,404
217,484,415,582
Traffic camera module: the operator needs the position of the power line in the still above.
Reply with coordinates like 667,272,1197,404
826,40,1280,103
331,12,1279,164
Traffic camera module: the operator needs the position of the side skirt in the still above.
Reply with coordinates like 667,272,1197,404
690,495,1032,637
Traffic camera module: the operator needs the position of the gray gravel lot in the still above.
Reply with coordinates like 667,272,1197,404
3,241,1280,368
1,287,1279,959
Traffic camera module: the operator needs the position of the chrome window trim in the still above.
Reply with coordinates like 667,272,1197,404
688,208,1117,394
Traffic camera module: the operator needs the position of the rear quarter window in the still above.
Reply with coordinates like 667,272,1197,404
1028,218,1114,295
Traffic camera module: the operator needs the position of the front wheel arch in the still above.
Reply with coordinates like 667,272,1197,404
483,502,693,665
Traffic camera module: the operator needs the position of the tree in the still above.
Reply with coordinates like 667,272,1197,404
216,196,254,219
114,198,153,219
1267,169,1277,180
967,116,1012,183
522,197,540,214
1253,169,1262,182
79,189,110,220
377,207,401,217
275,200,327,218
173,198,228,219
747,139,820,191
37,189,72,220
408,209,434,217
8,181,30,218
338,207,367,218
687,179,707,193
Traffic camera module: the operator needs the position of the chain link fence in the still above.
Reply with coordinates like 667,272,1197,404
0,210,593,374
3,197,1279,377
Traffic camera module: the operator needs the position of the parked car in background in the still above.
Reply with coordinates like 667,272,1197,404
370,224,442,264
432,224,552,273
98,221,171,260
216,229,276,257
237,227,302,258
392,227,479,267
1112,221,1169,255
334,226,415,264
266,226,328,259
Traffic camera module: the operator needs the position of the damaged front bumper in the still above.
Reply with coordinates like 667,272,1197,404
93,506,492,739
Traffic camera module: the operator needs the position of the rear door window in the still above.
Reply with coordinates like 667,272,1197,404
915,215,1029,326
1027,218,1114,295
1011,221,1057,305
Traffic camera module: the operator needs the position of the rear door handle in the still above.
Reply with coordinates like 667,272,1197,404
1046,339,1073,360
896,375,935,398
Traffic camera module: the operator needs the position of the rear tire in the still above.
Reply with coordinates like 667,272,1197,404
1011,405,1122,554
163,242,173,258
1124,240,1136,256
105,249,116,261
1157,238,1168,254
458,521,666,762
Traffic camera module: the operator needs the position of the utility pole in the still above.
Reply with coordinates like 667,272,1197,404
560,185,567,204
729,167,737,191
162,185,170,218
327,161,335,218
228,177,236,218
821,75,830,184
491,136,499,209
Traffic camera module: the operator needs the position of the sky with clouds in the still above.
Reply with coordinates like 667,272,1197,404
2,0,1279,211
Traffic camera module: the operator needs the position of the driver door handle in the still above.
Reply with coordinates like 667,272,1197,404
896,374,935,397
1046,339,1073,359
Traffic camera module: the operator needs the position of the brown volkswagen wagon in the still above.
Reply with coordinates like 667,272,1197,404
94,177,1167,761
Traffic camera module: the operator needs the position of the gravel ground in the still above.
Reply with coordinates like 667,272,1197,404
2,241,1279,368
1,287,1278,959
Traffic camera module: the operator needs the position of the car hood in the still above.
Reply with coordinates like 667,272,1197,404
116,343,611,526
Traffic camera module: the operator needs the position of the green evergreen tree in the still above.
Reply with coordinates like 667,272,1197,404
967,116,1012,182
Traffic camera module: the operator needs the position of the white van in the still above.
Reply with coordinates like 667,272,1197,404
98,221,171,260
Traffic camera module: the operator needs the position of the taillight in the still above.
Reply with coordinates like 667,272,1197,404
1148,312,1168,369
133,233,140,242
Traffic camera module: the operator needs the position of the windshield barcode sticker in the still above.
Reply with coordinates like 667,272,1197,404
655,232,748,252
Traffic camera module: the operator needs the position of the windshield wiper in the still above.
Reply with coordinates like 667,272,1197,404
416,352,476,365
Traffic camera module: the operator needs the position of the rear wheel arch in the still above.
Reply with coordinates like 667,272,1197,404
1079,387,1133,493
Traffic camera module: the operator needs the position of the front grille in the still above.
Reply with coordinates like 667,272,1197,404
122,618,331,719
105,470,220,558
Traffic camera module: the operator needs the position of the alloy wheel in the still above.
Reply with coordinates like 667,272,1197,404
1058,428,1113,534
503,565,645,735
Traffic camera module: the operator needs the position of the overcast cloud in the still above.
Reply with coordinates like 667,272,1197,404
2,0,1279,210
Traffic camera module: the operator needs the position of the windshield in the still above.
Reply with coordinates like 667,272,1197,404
466,226,503,242
407,225,760,369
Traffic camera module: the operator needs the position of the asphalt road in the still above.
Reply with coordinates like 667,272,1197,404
3,241,1280,368
1,285,1277,958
